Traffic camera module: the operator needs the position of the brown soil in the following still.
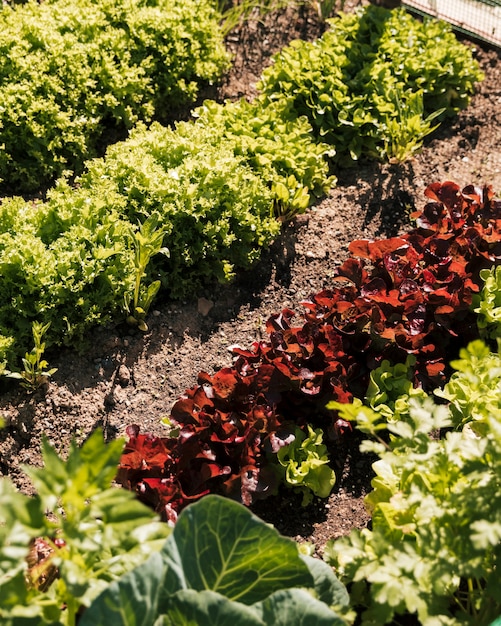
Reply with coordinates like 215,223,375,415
1,2,500,556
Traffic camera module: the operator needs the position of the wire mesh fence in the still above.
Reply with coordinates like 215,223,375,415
402,0,501,47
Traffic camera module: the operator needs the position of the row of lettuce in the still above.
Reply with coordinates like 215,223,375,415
1,182,500,624
117,182,500,516
0,3,484,373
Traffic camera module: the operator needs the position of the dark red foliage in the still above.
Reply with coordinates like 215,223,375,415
118,182,501,520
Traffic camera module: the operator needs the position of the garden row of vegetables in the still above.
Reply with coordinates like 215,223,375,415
1,1,500,625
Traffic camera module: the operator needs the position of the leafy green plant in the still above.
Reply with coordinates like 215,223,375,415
258,5,483,165
435,338,501,436
376,83,444,163
365,356,427,422
6,321,57,391
0,0,230,192
311,0,338,21
473,265,501,341
0,430,171,625
275,424,336,504
125,213,169,332
325,387,501,625
0,116,285,365
329,356,429,432
0,183,135,361
192,97,334,219
86,121,281,297
79,494,350,625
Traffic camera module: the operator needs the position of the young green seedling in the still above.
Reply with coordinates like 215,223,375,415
312,0,338,21
125,213,169,332
7,321,57,392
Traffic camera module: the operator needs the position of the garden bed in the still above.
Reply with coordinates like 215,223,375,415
0,1,500,555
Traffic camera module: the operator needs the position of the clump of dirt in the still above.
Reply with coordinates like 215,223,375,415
1,2,500,554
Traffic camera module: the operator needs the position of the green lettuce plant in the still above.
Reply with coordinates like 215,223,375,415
364,356,428,423
0,0,229,192
0,183,134,361
83,121,281,296
193,97,334,219
435,339,501,436
0,430,171,625
275,425,336,505
258,5,483,165
80,495,351,625
473,265,501,341
328,356,429,435
375,82,444,163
